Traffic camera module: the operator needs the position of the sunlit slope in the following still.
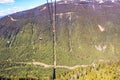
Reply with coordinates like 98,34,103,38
57,61,120,80
55,6,120,66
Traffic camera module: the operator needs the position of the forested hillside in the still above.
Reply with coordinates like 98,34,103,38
0,0,120,79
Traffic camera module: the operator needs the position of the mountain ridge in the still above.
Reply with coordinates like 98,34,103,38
0,0,120,38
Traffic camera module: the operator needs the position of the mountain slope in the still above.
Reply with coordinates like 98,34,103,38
0,0,120,79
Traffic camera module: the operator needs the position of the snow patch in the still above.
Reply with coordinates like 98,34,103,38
97,0,104,4
8,16,17,21
56,13,64,18
95,45,107,51
58,1,69,4
56,12,74,20
98,24,105,32
40,6,47,11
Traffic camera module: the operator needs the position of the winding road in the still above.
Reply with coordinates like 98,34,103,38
4,61,89,70
4,59,110,70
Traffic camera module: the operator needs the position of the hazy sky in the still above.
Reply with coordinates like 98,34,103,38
0,0,60,17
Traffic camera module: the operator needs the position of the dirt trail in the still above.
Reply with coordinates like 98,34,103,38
14,62,88,70
4,59,109,70
16,62,54,68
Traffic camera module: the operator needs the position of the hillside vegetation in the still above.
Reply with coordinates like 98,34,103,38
0,0,120,79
